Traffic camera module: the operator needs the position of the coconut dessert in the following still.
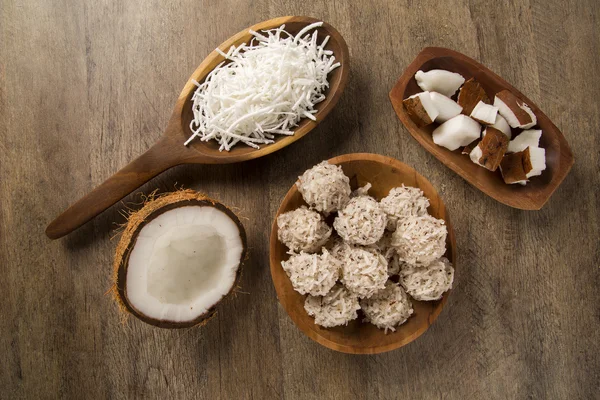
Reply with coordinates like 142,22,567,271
112,190,246,328
339,245,388,299
297,161,351,213
277,206,332,253
399,257,454,301
391,214,447,265
304,284,360,328
333,195,387,245
380,185,430,230
276,159,454,334
281,249,340,296
360,282,414,333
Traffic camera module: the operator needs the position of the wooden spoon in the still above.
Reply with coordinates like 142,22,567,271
46,16,349,239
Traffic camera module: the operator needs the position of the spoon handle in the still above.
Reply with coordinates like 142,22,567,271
45,136,182,239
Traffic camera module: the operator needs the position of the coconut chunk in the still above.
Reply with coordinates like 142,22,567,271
429,92,463,122
470,101,499,125
524,146,546,178
403,91,439,127
500,148,536,184
469,127,508,171
415,70,465,97
457,78,490,115
489,114,512,138
494,90,537,129
507,129,542,153
432,115,481,151
462,139,480,155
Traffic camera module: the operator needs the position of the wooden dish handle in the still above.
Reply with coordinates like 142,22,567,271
45,136,183,239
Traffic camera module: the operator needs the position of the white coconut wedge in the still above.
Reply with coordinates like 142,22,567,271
403,91,439,127
112,190,246,328
489,114,512,138
494,90,537,129
432,115,481,151
507,129,542,153
429,92,463,123
415,69,465,97
470,101,499,125
524,146,546,178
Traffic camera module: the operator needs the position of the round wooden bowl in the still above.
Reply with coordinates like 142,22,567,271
269,153,457,354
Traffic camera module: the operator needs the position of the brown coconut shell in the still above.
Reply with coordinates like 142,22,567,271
110,189,247,329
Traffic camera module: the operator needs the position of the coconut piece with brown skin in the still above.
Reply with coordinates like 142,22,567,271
469,127,509,171
500,148,530,184
403,91,439,127
458,78,490,116
111,190,247,328
462,139,480,155
494,90,537,129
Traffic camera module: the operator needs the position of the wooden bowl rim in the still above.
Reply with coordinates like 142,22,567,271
389,47,574,210
269,153,457,354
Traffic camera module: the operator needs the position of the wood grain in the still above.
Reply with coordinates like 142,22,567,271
389,47,574,210
270,153,457,354
1,0,598,399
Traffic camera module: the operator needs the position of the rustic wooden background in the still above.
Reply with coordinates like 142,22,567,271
1,0,598,399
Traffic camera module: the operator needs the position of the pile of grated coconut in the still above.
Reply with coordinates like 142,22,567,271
185,23,340,151
277,160,455,332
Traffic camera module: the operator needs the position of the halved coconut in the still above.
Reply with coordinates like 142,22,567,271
112,190,247,328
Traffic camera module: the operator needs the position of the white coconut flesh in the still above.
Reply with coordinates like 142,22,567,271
125,205,244,323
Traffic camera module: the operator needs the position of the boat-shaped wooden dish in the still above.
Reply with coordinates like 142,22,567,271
269,153,456,354
389,47,574,210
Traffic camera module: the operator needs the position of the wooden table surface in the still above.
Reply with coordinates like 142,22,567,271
1,1,598,399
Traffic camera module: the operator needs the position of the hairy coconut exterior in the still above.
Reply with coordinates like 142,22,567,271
111,189,247,329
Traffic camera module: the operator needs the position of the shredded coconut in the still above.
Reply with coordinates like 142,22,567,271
374,232,401,276
399,257,454,301
281,249,340,296
304,283,360,327
277,206,332,253
391,215,447,265
333,196,387,245
380,185,430,231
360,282,414,333
297,161,351,213
185,22,341,151
339,246,388,298
351,182,372,198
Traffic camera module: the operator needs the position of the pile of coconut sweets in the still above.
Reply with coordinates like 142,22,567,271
276,161,454,333
403,69,546,185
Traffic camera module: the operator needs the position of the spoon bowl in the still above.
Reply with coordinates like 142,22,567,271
46,16,349,239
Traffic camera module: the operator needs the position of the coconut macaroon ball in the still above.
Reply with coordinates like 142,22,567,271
339,245,388,298
281,249,340,296
333,196,387,246
297,161,351,213
304,283,361,328
277,206,332,253
374,231,401,276
391,214,447,265
399,257,454,301
380,185,430,231
360,282,414,333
